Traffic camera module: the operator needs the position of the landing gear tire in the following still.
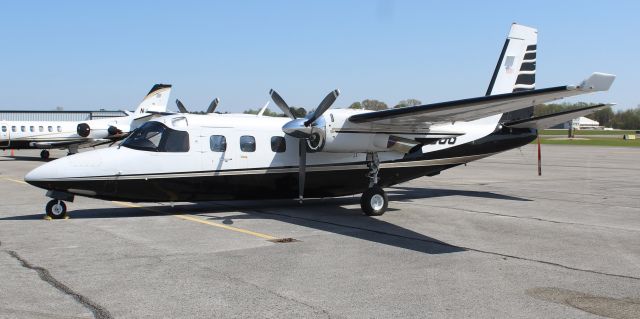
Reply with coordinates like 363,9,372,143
45,200,67,219
40,150,50,160
361,185,388,216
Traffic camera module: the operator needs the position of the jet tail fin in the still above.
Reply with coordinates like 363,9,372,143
503,103,613,130
133,84,172,117
487,24,537,123
486,24,537,96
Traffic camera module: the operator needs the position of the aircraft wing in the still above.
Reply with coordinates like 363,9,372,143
348,73,615,125
503,103,613,130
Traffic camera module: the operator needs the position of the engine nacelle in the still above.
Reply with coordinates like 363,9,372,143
305,110,420,154
321,132,417,153
77,123,91,137
107,125,122,136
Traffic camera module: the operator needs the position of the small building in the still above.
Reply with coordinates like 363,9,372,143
0,110,127,122
555,116,601,130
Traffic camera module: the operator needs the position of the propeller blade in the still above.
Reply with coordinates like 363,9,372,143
206,98,220,114
175,99,188,113
269,89,296,119
304,89,340,126
298,139,306,203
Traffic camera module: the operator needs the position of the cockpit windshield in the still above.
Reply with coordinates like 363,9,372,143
122,121,189,152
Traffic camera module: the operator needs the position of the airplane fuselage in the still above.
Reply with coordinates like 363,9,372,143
25,111,536,202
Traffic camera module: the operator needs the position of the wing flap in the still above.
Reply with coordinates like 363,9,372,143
503,103,613,130
348,73,615,125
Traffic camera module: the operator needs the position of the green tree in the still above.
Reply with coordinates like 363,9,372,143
394,98,422,108
289,107,307,118
361,99,388,110
586,106,614,127
243,108,286,117
349,102,362,109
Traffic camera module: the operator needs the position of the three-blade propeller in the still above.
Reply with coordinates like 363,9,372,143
175,98,221,114
269,89,340,203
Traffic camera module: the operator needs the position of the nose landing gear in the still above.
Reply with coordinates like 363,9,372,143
360,152,388,216
45,199,67,219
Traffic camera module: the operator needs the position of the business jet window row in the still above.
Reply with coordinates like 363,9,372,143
2,125,64,133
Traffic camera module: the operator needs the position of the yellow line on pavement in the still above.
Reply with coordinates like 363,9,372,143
2,177,28,185
112,201,278,240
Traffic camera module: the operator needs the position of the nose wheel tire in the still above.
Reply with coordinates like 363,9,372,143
40,150,50,160
45,200,67,219
360,185,388,216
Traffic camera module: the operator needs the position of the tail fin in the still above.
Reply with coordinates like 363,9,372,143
486,24,537,122
133,84,172,115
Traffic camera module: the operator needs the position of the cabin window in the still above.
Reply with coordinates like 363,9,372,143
1,126,6,132
209,135,227,152
121,121,189,152
270,136,286,153
162,130,190,152
30,126,34,132
48,126,53,132
21,126,25,132
38,126,43,132
11,126,16,132
57,126,62,132
240,135,256,152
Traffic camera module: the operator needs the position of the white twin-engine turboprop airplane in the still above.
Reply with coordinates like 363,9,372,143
0,84,172,159
25,24,616,219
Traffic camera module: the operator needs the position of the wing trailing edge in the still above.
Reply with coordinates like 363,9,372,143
503,103,614,130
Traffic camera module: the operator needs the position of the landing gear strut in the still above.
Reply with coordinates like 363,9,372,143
360,153,388,216
40,150,50,160
45,199,67,219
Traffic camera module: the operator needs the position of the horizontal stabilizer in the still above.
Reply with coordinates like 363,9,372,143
503,103,614,130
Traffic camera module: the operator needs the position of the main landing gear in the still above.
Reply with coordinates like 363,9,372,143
360,152,388,216
40,150,50,160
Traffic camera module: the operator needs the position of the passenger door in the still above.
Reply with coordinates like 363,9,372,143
0,123,9,148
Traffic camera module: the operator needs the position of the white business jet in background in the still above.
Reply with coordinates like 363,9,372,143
0,84,172,159
25,24,616,218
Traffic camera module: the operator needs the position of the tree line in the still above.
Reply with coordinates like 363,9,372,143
535,103,640,130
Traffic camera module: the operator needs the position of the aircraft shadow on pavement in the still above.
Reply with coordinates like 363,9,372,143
0,155,51,162
388,186,532,202
0,187,528,254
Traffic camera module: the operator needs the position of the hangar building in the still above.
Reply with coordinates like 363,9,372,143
0,110,127,122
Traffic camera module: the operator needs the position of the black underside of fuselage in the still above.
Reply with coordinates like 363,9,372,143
28,127,537,202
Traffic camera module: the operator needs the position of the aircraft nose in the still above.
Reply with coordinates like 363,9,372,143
25,161,59,186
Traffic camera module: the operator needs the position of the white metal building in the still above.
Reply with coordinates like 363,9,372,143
0,110,127,122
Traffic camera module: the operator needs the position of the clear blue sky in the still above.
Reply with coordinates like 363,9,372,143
1,1,638,112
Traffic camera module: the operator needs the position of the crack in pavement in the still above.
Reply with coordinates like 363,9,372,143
209,205,640,282
224,274,337,319
1,240,112,319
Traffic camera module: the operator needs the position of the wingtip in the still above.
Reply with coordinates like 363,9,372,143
579,72,616,92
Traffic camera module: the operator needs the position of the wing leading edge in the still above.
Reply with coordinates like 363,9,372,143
348,73,615,125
